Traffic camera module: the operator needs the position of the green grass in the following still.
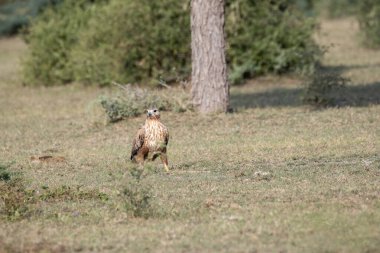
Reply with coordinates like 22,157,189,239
0,18,379,252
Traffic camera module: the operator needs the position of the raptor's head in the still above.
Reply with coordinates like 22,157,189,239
146,108,160,120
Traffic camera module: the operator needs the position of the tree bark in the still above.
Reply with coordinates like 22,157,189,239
191,0,229,113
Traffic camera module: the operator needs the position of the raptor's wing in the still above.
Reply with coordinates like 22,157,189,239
130,126,145,160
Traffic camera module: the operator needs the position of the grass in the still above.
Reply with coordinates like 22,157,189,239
0,18,379,252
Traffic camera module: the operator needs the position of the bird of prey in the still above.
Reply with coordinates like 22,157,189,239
130,108,170,172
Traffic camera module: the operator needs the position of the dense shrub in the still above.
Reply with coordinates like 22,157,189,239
357,0,380,48
71,0,190,86
0,0,61,36
318,0,358,18
289,0,359,18
23,0,189,86
226,0,320,84
290,0,315,15
23,0,320,86
302,67,348,107
22,0,106,85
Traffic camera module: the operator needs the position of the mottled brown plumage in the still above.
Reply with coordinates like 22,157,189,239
130,108,169,171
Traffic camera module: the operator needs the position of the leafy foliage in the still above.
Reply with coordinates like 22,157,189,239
123,167,156,218
318,0,358,18
71,0,190,86
289,0,359,18
357,0,380,48
0,0,61,36
22,0,106,85
23,0,319,86
22,0,189,86
0,164,11,181
38,185,109,202
226,0,320,84
302,68,348,107
100,84,191,122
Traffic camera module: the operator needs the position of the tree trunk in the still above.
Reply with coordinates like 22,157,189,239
191,0,229,113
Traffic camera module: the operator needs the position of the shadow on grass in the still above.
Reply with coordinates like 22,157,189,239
231,82,380,109
319,63,380,75
231,62,380,109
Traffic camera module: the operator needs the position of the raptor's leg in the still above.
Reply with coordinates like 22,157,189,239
136,159,144,170
135,152,147,170
151,152,160,161
160,153,169,172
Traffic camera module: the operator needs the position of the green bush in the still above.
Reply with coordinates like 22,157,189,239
23,0,320,86
100,83,191,122
357,0,380,48
302,68,348,107
226,0,320,84
0,0,62,36
317,0,359,18
22,0,106,85
289,0,359,18
291,0,315,15
71,0,190,86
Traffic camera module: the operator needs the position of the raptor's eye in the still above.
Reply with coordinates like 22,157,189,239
154,110,157,112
